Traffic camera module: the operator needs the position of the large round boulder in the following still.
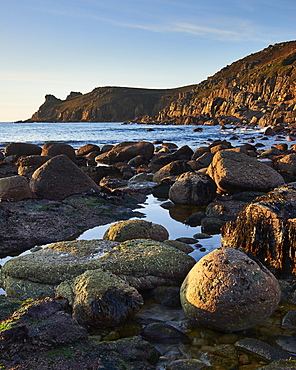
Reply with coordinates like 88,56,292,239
0,175,32,201
103,219,169,242
95,141,154,164
41,142,76,162
56,270,143,327
168,172,217,205
180,246,281,331
30,154,101,200
206,150,284,193
4,142,41,157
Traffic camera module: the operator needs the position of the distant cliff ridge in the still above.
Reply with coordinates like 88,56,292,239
26,40,296,127
27,86,196,123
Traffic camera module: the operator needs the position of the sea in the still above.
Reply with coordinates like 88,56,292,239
0,121,283,276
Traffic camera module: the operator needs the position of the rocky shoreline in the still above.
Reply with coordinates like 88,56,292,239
1,129,296,369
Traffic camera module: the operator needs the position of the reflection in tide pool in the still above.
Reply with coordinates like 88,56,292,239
77,194,221,261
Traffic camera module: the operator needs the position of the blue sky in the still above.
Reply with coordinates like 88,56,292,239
1,0,296,121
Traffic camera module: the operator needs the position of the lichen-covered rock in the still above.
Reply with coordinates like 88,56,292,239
1,238,195,299
180,246,281,331
168,172,217,205
0,175,32,201
222,184,296,278
1,239,119,299
206,150,284,193
56,270,143,327
97,239,196,290
30,154,101,200
103,219,169,242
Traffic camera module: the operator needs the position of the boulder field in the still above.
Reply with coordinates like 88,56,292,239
1,135,296,368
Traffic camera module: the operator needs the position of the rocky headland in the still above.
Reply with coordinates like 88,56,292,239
23,40,296,135
1,131,296,369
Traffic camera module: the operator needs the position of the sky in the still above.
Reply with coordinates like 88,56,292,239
1,0,296,122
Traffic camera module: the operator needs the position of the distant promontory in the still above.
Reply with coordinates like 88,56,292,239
24,40,296,128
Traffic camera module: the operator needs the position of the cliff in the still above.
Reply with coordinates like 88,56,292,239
145,40,296,127
26,40,296,127
26,86,196,123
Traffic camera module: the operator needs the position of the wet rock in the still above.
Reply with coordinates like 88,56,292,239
201,216,225,233
41,142,76,161
17,155,51,178
153,160,191,183
199,344,239,369
163,240,194,254
4,142,42,157
0,175,32,201
184,211,206,226
152,178,174,198
0,297,88,346
175,237,197,244
207,150,284,193
180,246,281,331
193,233,212,239
56,270,143,327
95,141,154,164
282,310,296,329
103,219,169,242
272,336,296,354
150,286,181,308
166,359,204,370
205,199,247,221
235,338,290,361
141,322,189,343
222,185,296,278
30,154,101,200
168,172,217,206
256,359,296,369
1,239,119,299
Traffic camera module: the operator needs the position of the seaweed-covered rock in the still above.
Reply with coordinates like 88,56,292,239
222,184,296,278
180,247,281,331
0,297,88,346
56,270,143,327
103,219,169,242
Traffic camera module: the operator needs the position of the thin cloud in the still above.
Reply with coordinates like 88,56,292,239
115,19,260,42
